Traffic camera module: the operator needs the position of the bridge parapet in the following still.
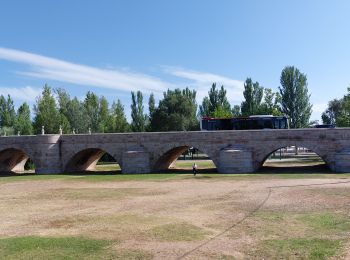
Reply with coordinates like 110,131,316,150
0,128,349,174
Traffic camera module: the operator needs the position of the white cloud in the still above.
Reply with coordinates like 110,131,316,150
0,47,173,94
0,47,246,106
312,102,327,114
310,102,327,122
163,66,244,104
0,86,41,102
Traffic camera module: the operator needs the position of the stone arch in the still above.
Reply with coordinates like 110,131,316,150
0,148,36,173
152,144,218,171
257,143,330,170
64,147,120,173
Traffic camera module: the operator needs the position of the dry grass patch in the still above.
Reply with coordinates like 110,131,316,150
32,187,165,201
44,213,170,241
149,222,210,241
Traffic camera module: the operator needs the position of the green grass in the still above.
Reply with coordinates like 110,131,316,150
172,160,216,169
253,238,343,260
0,236,153,260
0,236,114,259
149,223,209,241
299,213,350,234
0,172,350,183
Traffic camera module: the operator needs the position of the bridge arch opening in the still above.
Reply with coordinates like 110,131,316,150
0,148,36,175
260,146,330,173
65,148,120,174
154,146,217,173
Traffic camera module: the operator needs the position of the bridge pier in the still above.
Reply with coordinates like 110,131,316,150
122,148,150,174
217,146,254,174
35,135,62,174
334,148,350,173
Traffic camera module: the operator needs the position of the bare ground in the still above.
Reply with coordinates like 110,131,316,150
0,176,350,259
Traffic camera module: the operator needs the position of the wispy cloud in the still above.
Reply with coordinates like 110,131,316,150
0,86,41,102
0,47,173,94
163,66,244,104
0,47,246,106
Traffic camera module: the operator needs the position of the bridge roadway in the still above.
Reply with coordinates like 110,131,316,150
0,128,349,174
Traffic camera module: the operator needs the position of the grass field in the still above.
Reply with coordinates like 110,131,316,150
0,156,350,259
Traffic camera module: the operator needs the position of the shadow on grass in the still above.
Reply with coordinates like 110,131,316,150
259,164,332,174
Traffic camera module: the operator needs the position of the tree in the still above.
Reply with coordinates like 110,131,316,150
98,96,109,132
322,99,343,125
66,97,89,133
0,94,16,128
33,84,61,134
14,102,33,135
279,66,312,128
232,105,241,117
337,87,350,126
241,78,264,116
259,88,282,116
84,91,100,132
150,88,198,131
147,93,156,131
131,91,147,132
109,99,130,132
148,93,155,116
323,87,350,127
55,88,71,133
199,83,232,117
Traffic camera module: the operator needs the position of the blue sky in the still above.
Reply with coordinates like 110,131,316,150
0,0,350,121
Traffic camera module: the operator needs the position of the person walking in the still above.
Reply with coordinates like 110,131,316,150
192,162,198,176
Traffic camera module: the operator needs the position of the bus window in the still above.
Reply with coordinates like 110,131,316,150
273,119,280,129
280,119,286,129
264,119,273,129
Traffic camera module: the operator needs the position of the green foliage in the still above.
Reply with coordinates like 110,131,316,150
131,91,147,132
241,78,264,116
199,83,232,117
0,126,15,136
231,105,241,117
279,66,312,128
65,97,89,134
259,88,282,116
0,94,16,128
33,84,61,134
150,88,199,131
108,100,130,132
84,91,100,132
14,102,33,135
148,93,155,116
97,96,109,132
322,99,342,125
323,87,350,126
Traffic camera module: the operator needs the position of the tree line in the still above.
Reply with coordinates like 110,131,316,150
0,65,325,135
322,87,350,126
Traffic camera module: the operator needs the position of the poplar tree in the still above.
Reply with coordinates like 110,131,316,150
241,78,264,116
33,84,61,134
279,66,312,128
109,99,130,132
131,91,147,132
199,83,232,117
0,94,16,127
14,102,33,135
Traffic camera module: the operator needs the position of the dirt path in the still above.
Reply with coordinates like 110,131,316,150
0,176,349,259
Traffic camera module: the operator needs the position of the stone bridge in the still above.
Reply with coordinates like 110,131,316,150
0,128,349,174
